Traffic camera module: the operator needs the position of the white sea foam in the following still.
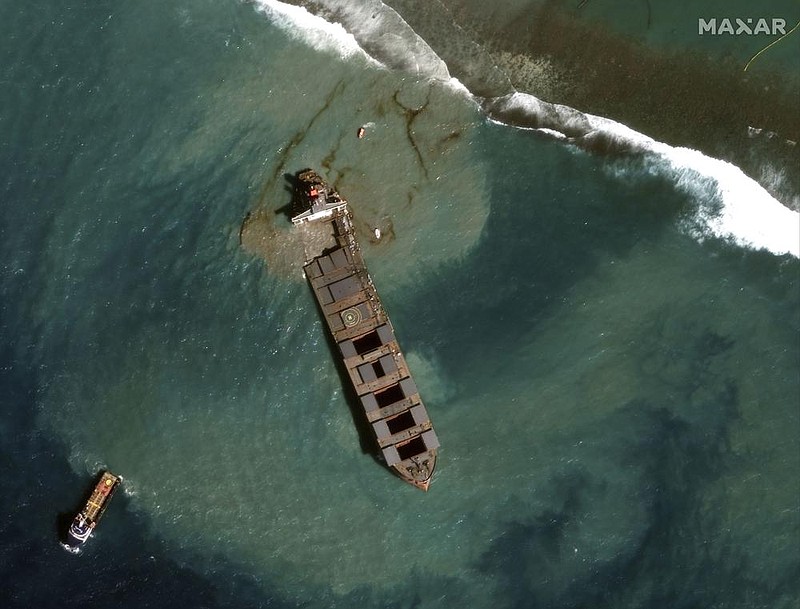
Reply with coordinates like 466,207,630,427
649,146,800,256
59,542,81,555
251,3,799,258
308,0,450,78
251,0,380,65
590,113,799,257
486,93,800,257
535,127,568,140
251,0,449,78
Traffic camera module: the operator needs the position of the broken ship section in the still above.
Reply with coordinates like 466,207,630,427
292,171,439,490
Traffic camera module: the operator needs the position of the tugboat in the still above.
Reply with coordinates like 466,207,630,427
291,169,440,490
65,471,122,549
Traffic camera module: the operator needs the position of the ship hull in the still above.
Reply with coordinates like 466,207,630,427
65,471,122,547
292,170,440,490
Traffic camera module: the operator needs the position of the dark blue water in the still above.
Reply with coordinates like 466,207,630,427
2,1,798,608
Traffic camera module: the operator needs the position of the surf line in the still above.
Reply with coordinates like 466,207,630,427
743,19,800,71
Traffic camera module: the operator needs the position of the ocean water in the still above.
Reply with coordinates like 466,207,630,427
1,1,798,608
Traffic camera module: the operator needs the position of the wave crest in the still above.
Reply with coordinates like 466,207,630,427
253,1,799,257
252,0,449,78
485,92,798,256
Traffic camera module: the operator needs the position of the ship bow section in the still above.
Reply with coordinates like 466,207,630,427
390,447,438,491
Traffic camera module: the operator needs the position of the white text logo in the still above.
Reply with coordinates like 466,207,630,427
698,18,787,35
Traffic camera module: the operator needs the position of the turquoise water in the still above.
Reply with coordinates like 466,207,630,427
1,1,798,608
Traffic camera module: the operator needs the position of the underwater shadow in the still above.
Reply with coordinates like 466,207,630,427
395,147,695,382
274,170,313,222
276,168,382,462
302,264,381,461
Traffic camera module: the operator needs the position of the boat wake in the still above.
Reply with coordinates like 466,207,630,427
250,0,799,258
60,542,81,555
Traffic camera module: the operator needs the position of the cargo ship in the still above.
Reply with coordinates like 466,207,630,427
292,169,440,490
66,471,122,548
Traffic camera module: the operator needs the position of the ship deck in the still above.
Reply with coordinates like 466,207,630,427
82,472,120,522
294,177,439,490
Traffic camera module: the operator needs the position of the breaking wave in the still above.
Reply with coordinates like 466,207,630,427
251,0,799,258
251,0,378,65
251,0,448,77
486,93,800,257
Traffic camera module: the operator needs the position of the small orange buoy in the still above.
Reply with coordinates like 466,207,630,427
357,126,365,139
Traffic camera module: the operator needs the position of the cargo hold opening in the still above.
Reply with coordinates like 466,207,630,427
396,436,427,460
386,410,416,435
374,383,405,408
352,329,382,355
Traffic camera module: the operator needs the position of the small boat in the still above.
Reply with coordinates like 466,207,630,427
66,471,122,548
357,126,366,139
